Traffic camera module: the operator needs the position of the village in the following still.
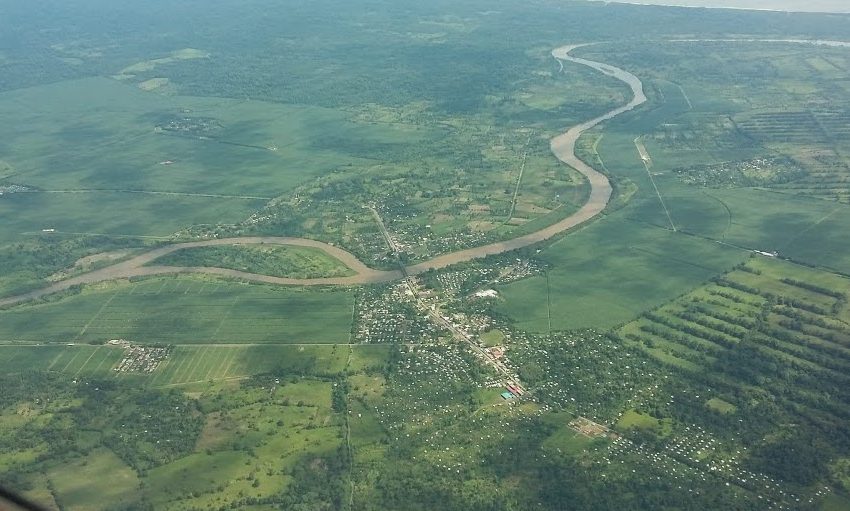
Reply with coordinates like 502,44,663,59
0,184,31,196
108,339,171,373
352,244,810,508
365,200,502,264
353,283,443,344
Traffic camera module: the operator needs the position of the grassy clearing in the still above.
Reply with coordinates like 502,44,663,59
706,397,737,414
48,449,140,511
616,409,661,431
541,422,596,456
151,244,355,278
0,277,354,344
349,399,387,448
479,329,506,347
347,345,391,374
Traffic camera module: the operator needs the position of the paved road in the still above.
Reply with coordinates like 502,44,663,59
0,45,646,308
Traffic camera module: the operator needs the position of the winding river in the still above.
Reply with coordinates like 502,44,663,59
0,45,646,308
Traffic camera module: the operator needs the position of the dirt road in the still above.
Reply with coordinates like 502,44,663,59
0,45,645,308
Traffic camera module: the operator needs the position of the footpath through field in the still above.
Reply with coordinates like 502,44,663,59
0,44,646,308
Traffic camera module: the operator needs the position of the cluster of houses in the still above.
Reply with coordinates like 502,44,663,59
353,283,441,344
108,339,170,373
493,258,545,284
600,428,803,509
0,184,30,196
367,202,496,263
675,156,799,187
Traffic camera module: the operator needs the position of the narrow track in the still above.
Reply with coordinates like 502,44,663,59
0,44,646,308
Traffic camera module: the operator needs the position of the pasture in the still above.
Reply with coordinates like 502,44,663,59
496,217,747,331
47,449,140,511
0,277,354,344
143,379,342,509
0,343,378,386
149,345,350,386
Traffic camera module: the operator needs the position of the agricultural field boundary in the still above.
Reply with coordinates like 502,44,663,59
0,44,647,307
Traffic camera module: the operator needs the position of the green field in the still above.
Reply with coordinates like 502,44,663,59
0,344,375,387
0,277,354,344
577,41,850,275
616,409,662,431
149,345,350,385
47,449,140,511
150,244,355,278
479,329,506,347
496,218,748,331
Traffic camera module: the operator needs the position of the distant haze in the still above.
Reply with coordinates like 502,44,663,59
595,0,850,13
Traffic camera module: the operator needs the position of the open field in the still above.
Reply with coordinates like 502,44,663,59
496,218,747,331
0,343,382,389
149,345,350,385
0,277,354,344
0,191,265,244
47,449,140,511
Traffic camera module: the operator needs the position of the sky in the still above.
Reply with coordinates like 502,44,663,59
594,0,850,13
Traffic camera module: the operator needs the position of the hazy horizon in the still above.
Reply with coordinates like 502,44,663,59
595,0,850,13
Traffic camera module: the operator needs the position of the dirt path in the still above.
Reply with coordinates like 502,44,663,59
0,45,646,308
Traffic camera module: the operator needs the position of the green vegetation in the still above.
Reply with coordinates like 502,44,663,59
3,0,850,509
706,397,737,414
0,235,149,299
0,277,354,344
0,368,350,510
616,410,661,431
496,219,747,331
478,329,505,347
149,345,349,385
151,244,355,278
47,449,140,511
617,256,850,487
576,41,850,275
